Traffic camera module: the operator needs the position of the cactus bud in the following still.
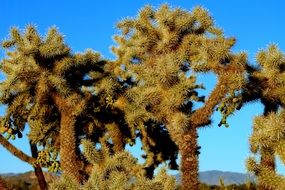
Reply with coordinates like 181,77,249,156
11,134,16,140
6,134,11,140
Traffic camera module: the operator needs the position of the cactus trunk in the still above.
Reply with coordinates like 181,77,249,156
180,127,199,190
29,141,48,190
257,148,276,190
52,93,83,183
59,109,82,183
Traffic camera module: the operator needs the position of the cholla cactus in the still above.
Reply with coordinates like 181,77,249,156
0,25,161,185
246,45,285,190
112,4,247,189
51,139,178,190
247,111,285,190
0,26,106,183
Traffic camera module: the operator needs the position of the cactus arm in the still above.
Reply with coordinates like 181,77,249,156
190,82,227,128
0,134,36,165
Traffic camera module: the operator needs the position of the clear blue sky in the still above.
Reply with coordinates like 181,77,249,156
1,0,285,175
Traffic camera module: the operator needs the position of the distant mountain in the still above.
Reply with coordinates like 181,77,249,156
175,170,255,185
0,171,58,190
0,173,17,177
